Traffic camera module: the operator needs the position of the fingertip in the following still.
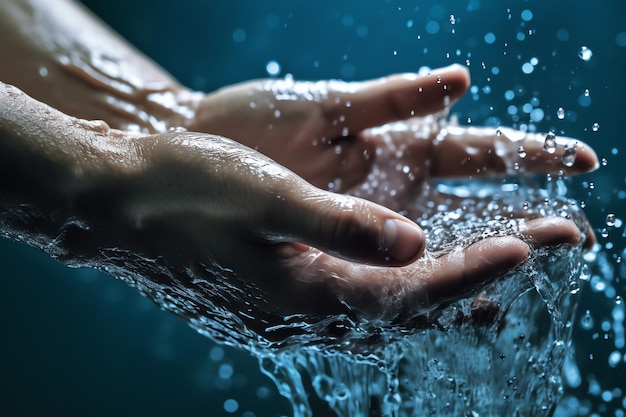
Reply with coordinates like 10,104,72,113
521,217,581,247
429,64,471,99
441,63,471,87
572,141,600,173
583,223,597,251
382,218,426,265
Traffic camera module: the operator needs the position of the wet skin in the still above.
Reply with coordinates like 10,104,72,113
0,0,598,335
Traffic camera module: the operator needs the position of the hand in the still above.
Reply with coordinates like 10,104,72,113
81,128,587,341
0,0,597,345
0,77,596,344
186,64,598,211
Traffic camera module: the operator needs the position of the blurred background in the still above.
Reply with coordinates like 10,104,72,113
1,0,624,416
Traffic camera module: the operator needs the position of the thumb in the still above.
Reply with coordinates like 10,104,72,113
267,184,426,266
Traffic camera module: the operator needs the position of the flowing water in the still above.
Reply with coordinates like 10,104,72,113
66,168,587,417
254,177,588,417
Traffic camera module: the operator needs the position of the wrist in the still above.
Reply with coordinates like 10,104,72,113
0,83,140,254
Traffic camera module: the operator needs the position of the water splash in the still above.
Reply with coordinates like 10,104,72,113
0,114,590,415
543,132,557,154
251,178,585,416
577,46,593,62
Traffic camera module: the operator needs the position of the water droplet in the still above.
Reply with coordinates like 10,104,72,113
522,201,530,210
266,60,281,76
562,143,577,167
601,228,609,238
583,88,590,97
518,145,527,158
606,213,616,227
521,9,533,22
580,310,594,330
449,14,456,25
496,128,502,136
557,107,565,120
592,122,600,132
543,132,557,154
578,45,593,61
436,76,442,84
580,264,590,281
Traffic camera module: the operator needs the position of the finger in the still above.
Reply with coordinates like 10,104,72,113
320,64,470,139
430,125,599,178
266,182,426,266
582,223,596,251
519,217,582,247
413,216,582,308
420,236,531,307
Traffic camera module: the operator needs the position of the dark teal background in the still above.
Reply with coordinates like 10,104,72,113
1,1,625,416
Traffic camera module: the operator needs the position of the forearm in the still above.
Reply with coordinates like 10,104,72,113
0,0,201,133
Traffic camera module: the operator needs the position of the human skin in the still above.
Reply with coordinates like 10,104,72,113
0,0,598,333
0,82,588,333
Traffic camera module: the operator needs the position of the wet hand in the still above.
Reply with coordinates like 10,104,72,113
186,64,598,211
107,130,587,337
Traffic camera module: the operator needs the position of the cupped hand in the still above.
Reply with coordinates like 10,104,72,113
104,129,586,338
90,128,581,339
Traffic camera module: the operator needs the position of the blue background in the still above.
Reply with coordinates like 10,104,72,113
1,1,625,416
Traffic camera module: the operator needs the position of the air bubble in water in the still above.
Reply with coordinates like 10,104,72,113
578,46,593,61
606,213,616,227
580,310,594,330
557,107,565,120
562,143,577,167
518,146,527,158
544,132,557,154
592,122,600,132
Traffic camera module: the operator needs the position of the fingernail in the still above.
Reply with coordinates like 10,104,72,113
383,219,425,263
